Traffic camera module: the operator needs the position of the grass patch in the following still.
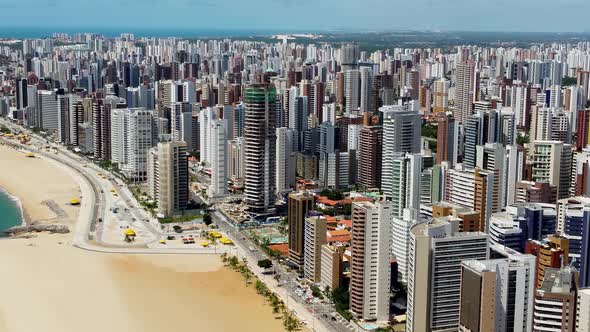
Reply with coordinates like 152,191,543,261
158,214,202,224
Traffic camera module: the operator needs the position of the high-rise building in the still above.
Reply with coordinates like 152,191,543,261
57,94,70,144
320,244,344,291
171,102,193,149
381,102,421,196
383,153,425,216
463,113,483,169
208,119,228,199
93,96,126,161
391,208,418,284
526,236,570,289
15,78,28,110
407,219,488,332
433,78,450,113
147,141,188,218
358,126,382,188
288,191,315,266
532,267,578,332
459,253,536,332
276,127,296,196
37,90,58,131
531,141,573,199
436,113,458,166
563,208,590,288
228,137,245,187
344,69,360,113
350,201,392,322
303,216,327,283
454,60,476,124
359,67,372,113
577,288,590,332
577,109,590,151
111,108,154,180
476,143,507,213
244,84,276,212
444,167,494,232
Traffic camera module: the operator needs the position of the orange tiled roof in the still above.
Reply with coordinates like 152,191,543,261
316,196,339,206
268,244,289,256
338,219,352,228
327,229,351,243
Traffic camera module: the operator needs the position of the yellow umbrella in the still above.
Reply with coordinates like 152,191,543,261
69,198,80,205
124,229,136,236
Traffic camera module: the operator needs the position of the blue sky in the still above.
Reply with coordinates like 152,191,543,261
1,0,589,33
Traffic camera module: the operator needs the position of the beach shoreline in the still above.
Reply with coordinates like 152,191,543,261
0,186,28,226
0,145,80,226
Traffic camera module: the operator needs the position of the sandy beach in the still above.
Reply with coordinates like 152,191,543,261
0,144,286,332
0,145,80,224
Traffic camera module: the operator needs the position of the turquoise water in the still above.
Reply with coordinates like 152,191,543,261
0,188,23,234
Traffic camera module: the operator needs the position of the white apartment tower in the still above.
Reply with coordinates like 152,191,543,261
380,102,421,199
407,219,489,332
276,127,296,195
350,201,392,322
208,119,228,198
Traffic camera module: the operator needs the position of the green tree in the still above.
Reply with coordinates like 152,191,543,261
0,125,11,134
421,123,438,139
255,279,267,295
277,217,288,235
257,259,273,270
562,76,577,87
319,189,344,200
516,133,530,146
228,255,239,269
375,326,395,332
203,213,213,226
332,287,352,320
282,312,301,332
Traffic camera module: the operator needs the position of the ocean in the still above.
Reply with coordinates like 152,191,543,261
0,188,23,234
0,27,292,39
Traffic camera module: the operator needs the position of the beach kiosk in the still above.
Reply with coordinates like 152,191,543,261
124,228,136,242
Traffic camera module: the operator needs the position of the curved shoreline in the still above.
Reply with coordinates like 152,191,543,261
0,186,26,229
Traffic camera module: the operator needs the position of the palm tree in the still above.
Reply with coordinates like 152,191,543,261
270,299,280,315
282,313,300,332
244,270,252,285
229,255,239,269
255,279,266,295
220,253,228,265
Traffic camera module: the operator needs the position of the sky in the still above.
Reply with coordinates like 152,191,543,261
1,0,589,33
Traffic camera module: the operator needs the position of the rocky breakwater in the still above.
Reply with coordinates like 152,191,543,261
3,224,70,236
